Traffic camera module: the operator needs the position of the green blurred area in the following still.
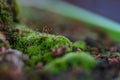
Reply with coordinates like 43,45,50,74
18,0,120,43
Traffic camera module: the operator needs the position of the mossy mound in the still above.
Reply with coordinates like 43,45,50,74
12,25,72,66
73,41,86,51
44,52,96,74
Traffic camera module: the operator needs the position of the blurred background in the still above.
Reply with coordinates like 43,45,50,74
17,0,120,42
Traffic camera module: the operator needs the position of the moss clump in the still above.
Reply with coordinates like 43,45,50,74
7,0,19,22
111,52,120,57
0,0,11,23
0,0,19,38
44,52,96,74
12,26,72,66
0,0,19,23
73,41,86,50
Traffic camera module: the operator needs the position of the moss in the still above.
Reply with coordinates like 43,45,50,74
111,52,120,57
44,52,96,74
0,0,19,39
0,0,11,23
12,25,72,66
10,0,19,22
0,0,19,23
73,41,86,50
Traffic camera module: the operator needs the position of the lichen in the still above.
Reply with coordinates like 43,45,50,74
44,52,96,74
12,25,72,66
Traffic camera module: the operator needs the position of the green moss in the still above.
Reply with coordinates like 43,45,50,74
73,41,86,50
12,26,72,66
0,0,11,23
0,0,19,37
44,52,96,74
11,0,19,22
111,52,120,57
0,0,19,23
